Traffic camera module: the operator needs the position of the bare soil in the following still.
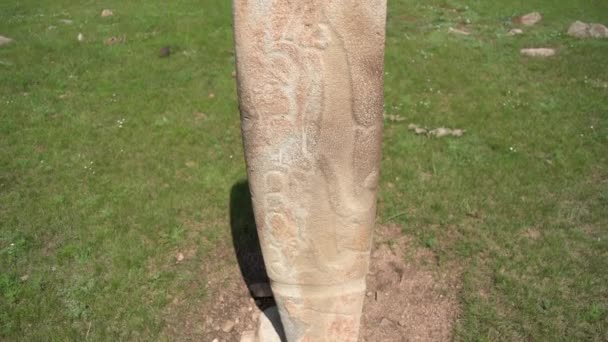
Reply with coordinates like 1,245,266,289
163,224,462,341
360,224,461,342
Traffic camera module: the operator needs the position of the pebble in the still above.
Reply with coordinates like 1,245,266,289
380,318,393,327
221,320,235,333
448,27,470,36
101,9,114,17
0,35,13,46
520,48,556,57
508,28,524,36
429,127,452,138
518,12,542,26
176,252,184,262
159,46,171,58
240,330,256,342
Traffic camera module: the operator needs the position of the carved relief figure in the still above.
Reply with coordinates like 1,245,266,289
234,1,387,340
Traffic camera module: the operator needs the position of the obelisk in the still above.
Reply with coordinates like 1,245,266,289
233,1,387,340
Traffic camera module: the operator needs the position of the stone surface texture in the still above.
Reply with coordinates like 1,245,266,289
518,12,542,26
520,48,556,57
568,21,608,39
0,35,13,46
589,23,608,38
257,306,287,341
233,1,387,341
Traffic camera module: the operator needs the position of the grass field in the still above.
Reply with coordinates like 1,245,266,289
1,0,607,340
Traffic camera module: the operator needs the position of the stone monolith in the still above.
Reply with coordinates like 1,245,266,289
233,1,387,341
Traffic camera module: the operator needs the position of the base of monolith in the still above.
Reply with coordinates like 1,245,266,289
258,307,286,342
240,306,285,342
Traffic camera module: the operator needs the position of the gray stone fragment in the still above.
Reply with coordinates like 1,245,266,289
520,48,556,57
0,35,13,46
221,320,235,333
568,21,590,38
519,12,542,26
589,23,608,38
567,21,608,39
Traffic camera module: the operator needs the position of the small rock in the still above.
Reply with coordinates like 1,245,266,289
212,339,219,342
0,35,13,46
59,19,73,24
508,28,524,36
520,48,556,57
249,283,273,298
101,9,114,17
208,92,215,99
159,46,171,58
77,33,84,42
240,331,256,342
429,127,452,138
414,127,427,135
516,12,542,26
221,320,235,333
380,318,394,327
567,21,608,39
589,23,608,38
451,129,465,137
176,252,184,262
20,275,29,282
568,21,590,38
448,27,470,36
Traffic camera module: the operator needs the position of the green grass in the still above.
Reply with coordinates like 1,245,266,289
1,0,607,340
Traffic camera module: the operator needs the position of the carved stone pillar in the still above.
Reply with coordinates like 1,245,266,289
233,1,387,340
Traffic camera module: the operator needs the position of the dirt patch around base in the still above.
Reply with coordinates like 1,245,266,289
360,224,462,342
161,242,261,341
163,224,462,341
